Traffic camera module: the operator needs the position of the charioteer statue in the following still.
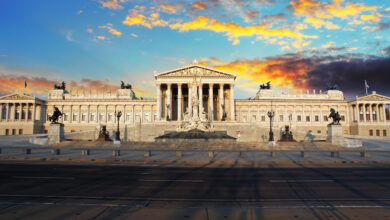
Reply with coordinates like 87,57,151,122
328,108,341,125
48,106,63,124
326,82,339,91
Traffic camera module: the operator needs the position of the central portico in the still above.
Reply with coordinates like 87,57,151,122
155,63,237,122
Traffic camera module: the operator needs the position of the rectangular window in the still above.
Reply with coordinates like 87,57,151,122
324,115,328,121
306,116,310,122
297,115,301,122
252,115,256,121
341,115,345,121
126,114,131,121
315,115,319,122
243,116,247,122
18,129,22,135
317,130,321,134
73,114,77,122
376,129,380,136
384,130,387,137
90,114,94,121
279,115,283,122
5,129,9,135
108,114,113,121
369,129,373,136
81,114,86,121
261,115,265,121
99,114,104,121
288,114,293,121
63,114,68,121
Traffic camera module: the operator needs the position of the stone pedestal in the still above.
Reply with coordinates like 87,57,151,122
327,124,344,146
48,124,64,145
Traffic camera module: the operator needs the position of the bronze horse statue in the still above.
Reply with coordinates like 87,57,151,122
48,106,63,124
328,108,341,125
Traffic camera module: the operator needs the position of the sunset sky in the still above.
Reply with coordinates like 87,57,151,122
1,0,390,99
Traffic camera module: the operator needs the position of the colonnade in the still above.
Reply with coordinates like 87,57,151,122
0,102,38,121
156,83,235,121
51,103,155,124
351,103,390,123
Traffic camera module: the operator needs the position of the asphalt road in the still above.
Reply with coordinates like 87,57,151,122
1,163,390,219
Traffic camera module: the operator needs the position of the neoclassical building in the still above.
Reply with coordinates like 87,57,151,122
1,63,390,142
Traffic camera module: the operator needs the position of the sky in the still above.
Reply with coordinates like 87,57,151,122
0,0,390,100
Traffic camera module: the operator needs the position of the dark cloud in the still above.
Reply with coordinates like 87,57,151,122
262,13,287,21
374,22,390,32
305,56,390,98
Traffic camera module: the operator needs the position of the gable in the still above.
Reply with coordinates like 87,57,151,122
0,93,38,101
156,65,235,78
357,94,390,102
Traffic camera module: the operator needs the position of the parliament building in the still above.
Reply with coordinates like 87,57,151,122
1,64,390,142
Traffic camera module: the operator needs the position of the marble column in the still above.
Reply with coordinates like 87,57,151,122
209,84,213,121
96,105,99,123
69,105,72,123
32,103,36,121
141,105,144,123
0,103,3,121
188,84,192,116
167,84,172,120
61,105,64,123
199,84,203,113
132,105,135,124
6,103,9,121
87,105,90,123
12,103,16,120
123,105,126,123
219,84,224,121
383,104,387,122
150,105,153,122
230,84,235,121
19,103,23,120
156,84,161,121
78,105,81,123
178,84,182,121
105,105,108,123
25,103,29,121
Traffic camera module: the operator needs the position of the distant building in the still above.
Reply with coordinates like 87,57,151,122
1,64,389,141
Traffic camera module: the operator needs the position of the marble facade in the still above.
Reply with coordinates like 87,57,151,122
1,63,390,142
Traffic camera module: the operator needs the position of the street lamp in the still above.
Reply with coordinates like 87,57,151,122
115,111,122,141
267,110,275,141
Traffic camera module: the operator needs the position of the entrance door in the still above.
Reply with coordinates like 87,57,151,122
12,129,16,135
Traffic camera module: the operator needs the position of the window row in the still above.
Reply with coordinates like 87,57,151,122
47,113,157,122
243,114,345,122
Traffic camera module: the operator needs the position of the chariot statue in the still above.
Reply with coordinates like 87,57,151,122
326,82,339,91
259,81,271,90
328,108,341,125
120,81,132,89
53,81,66,90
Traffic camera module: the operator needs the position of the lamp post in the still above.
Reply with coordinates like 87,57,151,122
267,111,274,141
115,111,122,141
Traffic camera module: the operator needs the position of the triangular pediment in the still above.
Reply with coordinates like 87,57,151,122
0,93,39,101
155,65,236,78
356,93,390,102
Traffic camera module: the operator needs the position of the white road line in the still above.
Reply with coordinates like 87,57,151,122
269,180,334,183
138,179,204,182
12,176,75,180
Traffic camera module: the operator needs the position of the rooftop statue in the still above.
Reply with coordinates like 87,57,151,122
326,82,339,91
48,106,63,124
53,81,66,90
120,81,132,89
259,81,271,90
328,108,341,125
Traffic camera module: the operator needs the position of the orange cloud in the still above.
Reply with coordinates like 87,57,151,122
122,9,168,28
160,4,181,14
98,0,127,10
170,16,317,45
190,1,208,11
99,24,122,36
198,57,313,90
290,0,379,29
0,75,153,98
321,41,335,48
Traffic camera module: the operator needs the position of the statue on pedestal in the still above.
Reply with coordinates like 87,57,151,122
280,125,295,142
328,108,341,125
98,125,111,141
48,106,63,124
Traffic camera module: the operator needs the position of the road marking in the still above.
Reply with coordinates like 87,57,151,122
12,176,75,180
269,180,334,183
138,179,204,182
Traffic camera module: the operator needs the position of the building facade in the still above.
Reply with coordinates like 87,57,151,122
1,64,390,142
